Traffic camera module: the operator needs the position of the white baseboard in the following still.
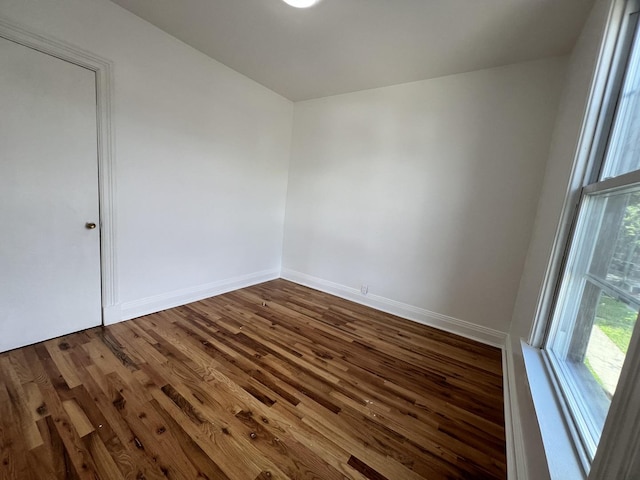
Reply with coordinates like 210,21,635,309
115,268,280,324
280,268,507,348
503,336,528,479
102,304,121,326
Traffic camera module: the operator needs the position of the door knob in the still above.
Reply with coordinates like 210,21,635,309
85,222,97,230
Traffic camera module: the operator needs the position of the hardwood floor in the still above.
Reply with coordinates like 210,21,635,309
0,279,506,479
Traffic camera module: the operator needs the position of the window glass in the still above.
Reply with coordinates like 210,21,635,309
600,24,640,179
548,189,640,455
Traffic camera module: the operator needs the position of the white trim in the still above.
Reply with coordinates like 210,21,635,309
281,268,507,348
522,342,586,480
503,336,529,480
102,305,122,326
117,269,280,324
0,18,118,320
502,345,517,480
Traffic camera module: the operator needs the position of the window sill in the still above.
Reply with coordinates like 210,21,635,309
521,340,587,480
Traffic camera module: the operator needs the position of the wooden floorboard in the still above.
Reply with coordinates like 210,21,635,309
0,279,506,479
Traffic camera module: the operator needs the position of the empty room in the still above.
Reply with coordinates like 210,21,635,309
1,0,640,478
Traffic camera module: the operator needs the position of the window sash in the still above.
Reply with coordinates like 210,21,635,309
545,186,640,461
542,1,640,472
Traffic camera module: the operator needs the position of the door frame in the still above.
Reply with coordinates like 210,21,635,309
0,18,118,325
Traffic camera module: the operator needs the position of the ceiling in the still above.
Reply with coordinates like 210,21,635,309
109,0,595,102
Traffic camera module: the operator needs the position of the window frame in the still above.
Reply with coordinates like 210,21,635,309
539,0,640,475
546,186,640,462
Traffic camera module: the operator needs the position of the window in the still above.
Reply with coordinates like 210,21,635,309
545,1,640,470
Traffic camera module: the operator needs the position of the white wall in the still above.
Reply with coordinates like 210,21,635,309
510,0,614,350
507,0,617,478
0,0,293,320
282,58,566,337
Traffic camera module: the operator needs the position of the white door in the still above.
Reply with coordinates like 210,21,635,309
0,36,102,352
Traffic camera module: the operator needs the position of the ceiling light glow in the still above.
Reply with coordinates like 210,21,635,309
282,0,321,8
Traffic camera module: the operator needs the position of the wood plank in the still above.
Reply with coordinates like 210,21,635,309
62,399,95,438
0,357,43,450
0,382,35,480
0,279,506,479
